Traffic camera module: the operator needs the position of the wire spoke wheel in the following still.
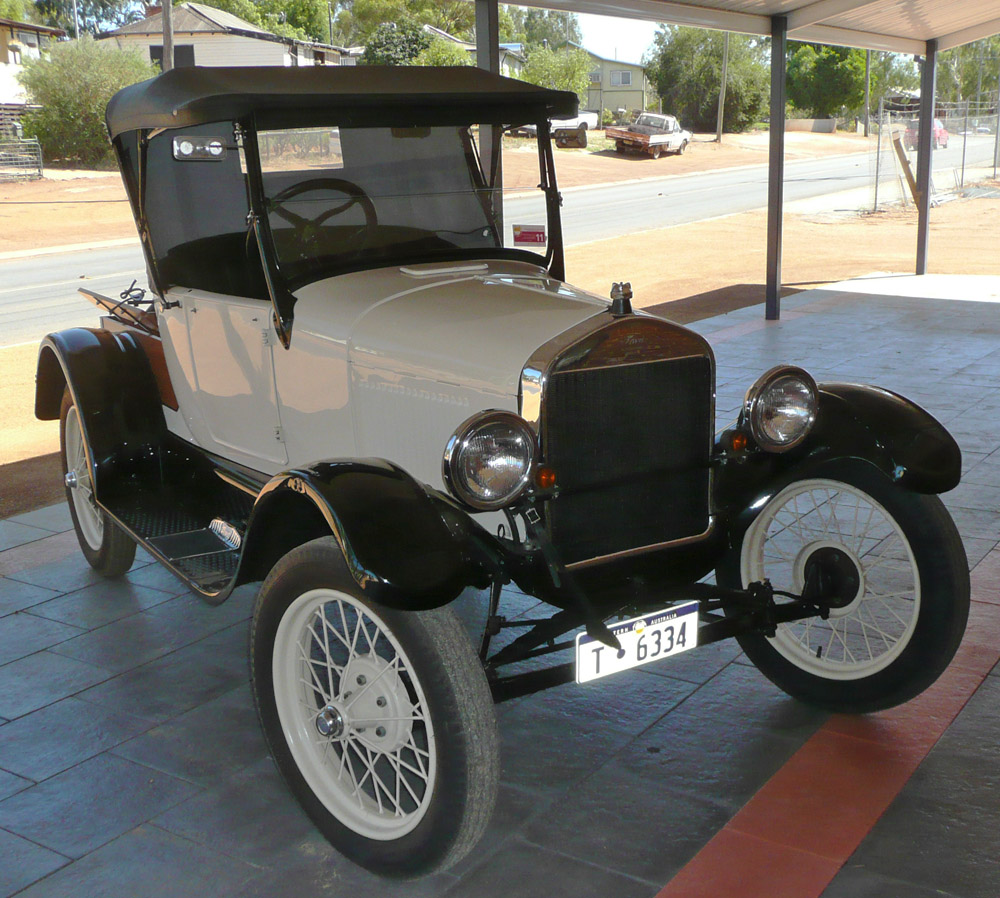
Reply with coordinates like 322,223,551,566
273,588,436,839
64,403,104,550
720,462,969,712
251,537,499,877
741,478,919,679
59,389,135,577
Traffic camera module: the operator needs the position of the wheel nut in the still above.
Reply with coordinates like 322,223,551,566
356,674,367,685
376,696,387,707
375,726,386,738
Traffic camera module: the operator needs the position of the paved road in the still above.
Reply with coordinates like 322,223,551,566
2,135,996,347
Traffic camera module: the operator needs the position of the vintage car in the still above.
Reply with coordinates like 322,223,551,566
36,66,969,878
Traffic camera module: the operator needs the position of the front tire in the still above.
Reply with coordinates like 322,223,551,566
719,461,969,713
250,537,499,878
59,389,136,577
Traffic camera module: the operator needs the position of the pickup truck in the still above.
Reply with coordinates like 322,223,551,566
606,112,691,158
513,110,599,140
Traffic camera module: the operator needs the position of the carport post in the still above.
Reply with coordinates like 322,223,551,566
915,39,938,275
765,15,787,320
475,0,503,232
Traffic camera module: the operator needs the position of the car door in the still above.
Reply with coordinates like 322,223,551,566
159,287,288,468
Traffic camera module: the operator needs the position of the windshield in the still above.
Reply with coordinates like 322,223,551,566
257,124,551,284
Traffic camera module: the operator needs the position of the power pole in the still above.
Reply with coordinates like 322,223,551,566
162,0,174,71
715,32,730,142
71,0,80,39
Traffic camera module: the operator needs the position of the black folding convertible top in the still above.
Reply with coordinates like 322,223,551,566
106,65,579,137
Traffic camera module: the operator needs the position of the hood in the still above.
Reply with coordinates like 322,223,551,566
293,260,609,397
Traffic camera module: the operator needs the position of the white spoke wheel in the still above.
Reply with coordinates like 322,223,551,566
59,389,136,577
251,537,498,878
719,461,969,712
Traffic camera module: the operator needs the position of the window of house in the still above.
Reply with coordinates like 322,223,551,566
149,45,195,69
588,70,601,84
610,70,632,87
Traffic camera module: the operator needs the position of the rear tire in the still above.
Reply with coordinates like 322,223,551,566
651,146,662,159
250,537,499,878
718,460,969,713
60,389,136,577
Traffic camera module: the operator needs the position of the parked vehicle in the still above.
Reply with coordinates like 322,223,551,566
904,117,949,150
606,112,691,158
36,65,969,880
512,110,599,139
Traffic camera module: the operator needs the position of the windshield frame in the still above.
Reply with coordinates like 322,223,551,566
240,111,564,346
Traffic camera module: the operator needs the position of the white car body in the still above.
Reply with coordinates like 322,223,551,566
158,260,607,490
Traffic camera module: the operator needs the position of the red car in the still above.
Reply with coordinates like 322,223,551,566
904,117,949,150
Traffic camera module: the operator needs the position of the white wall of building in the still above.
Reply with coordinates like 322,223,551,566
0,63,26,104
106,32,297,67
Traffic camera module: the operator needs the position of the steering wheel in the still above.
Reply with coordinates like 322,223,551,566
266,177,378,255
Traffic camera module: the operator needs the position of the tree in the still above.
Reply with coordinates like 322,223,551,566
361,20,429,65
414,37,471,67
0,0,34,22
646,26,768,132
936,37,1000,106
786,43,866,118
520,46,590,103
502,7,579,50
332,0,474,46
33,0,138,35
18,36,157,164
190,0,327,41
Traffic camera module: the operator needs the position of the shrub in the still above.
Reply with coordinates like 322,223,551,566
18,37,156,166
414,37,472,67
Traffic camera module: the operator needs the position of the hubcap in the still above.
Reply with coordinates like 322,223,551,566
316,705,345,738
797,542,864,613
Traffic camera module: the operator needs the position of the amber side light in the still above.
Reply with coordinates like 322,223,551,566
731,432,748,453
536,467,557,489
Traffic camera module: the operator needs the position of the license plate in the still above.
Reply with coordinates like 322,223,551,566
575,601,699,684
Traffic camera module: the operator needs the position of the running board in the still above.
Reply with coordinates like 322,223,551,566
97,434,258,599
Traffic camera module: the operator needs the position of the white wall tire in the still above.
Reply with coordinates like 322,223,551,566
59,389,136,577
251,537,498,877
719,461,969,712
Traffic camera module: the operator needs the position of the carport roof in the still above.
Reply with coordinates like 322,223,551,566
517,0,1000,54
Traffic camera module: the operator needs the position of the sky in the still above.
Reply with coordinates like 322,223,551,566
577,13,660,65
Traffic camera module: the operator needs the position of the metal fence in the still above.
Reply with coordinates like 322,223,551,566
0,138,43,181
868,99,1000,213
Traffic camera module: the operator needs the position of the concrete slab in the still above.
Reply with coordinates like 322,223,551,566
2,273,1000,897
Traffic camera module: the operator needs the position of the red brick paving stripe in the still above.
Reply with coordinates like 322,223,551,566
656,574,1000,898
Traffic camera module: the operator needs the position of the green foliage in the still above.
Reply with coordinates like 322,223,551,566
18,36,156,164
32,0,138,35
521,46,590,104
332,0,474,46
646,27,768,133
361,20,429,65
414,37,471,67
502,7,580,51
937,37,1000,106
192,0,327,41
0,0,34,22
786,43,866,118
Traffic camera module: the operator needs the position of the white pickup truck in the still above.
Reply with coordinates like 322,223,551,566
515,110,600,139
606,113,691,159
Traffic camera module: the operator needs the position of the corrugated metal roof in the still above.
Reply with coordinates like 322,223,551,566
517,0,1000,53
104,2,277,38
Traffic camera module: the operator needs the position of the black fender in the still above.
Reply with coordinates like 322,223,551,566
237,459,501,610
35,328,166,495
716,382,961,528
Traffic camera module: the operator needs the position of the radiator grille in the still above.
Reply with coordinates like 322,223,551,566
542,355,713,565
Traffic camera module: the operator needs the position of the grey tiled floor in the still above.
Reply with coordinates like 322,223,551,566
2,274,1000,896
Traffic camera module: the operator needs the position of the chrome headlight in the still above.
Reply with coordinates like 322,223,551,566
744,366,818,452
443,411,537,511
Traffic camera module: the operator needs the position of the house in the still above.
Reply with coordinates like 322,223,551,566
420,24,525,77
98,2,343,68
570,44,650,117
0,17,65,106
